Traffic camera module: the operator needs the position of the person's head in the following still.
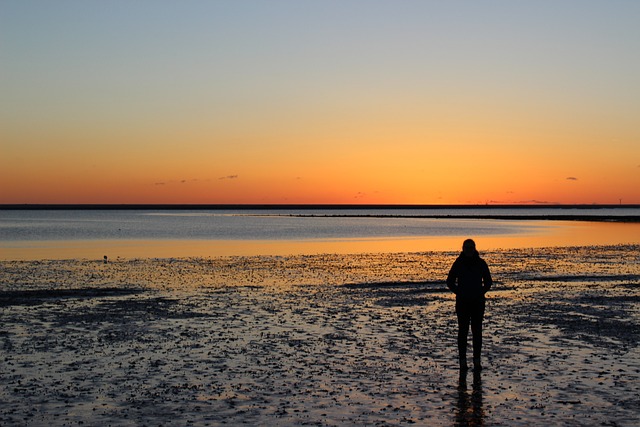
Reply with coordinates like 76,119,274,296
462,239,477,257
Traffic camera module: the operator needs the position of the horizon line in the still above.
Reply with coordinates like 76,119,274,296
1,203,639,210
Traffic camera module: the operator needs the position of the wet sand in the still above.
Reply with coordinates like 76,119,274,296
1,245,639,426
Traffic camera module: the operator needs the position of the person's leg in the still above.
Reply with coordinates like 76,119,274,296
456,299,471,369
470,298,486,370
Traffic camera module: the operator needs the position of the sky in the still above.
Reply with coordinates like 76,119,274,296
2,1,639,205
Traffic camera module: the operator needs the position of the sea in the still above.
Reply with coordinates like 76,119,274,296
1,206,639,260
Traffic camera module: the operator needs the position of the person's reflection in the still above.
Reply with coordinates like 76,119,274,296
455,370,485,426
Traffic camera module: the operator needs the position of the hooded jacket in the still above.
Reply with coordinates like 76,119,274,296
446,251,493,300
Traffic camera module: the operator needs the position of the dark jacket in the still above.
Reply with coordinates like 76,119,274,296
447,251,492,300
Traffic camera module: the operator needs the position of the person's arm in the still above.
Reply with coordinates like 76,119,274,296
482,261,493,293
446,262,458,294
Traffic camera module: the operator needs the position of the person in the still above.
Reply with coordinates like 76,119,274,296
447,239,493,371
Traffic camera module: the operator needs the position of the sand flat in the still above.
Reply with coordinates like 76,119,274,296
1,245,639,426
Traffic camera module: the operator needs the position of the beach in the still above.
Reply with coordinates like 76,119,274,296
1,245,639,426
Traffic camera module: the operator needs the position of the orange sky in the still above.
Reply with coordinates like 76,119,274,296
2,1,639,205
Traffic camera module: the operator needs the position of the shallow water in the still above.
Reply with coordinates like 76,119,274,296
2,220,640,260
2,208,639,260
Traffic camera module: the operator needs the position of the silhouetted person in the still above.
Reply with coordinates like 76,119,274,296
447,239,492,371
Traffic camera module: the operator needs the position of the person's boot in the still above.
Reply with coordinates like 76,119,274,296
473,357,482,371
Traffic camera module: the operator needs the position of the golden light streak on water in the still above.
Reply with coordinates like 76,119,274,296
2,221,639,260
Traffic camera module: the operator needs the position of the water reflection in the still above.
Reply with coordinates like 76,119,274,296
2,220,640,260
455,370,485,426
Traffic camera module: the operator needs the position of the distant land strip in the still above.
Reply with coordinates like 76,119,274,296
1,204,639,222
1,204,639,210
278,214,640,223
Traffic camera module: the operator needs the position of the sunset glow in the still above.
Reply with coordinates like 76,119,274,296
2,1,639,205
